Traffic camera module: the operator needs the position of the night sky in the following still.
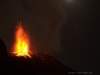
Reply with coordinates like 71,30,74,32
54,0,99,74
0,0,99,75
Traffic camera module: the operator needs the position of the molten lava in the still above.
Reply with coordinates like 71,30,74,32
13,22,31,58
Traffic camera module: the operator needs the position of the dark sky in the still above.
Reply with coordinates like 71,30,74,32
54,0,100,75
0,0,100,75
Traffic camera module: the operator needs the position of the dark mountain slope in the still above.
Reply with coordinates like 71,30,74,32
0,53,84,75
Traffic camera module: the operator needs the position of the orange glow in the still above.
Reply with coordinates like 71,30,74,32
13,22,31,58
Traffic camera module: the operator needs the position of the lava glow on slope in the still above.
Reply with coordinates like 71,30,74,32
13,22,31,58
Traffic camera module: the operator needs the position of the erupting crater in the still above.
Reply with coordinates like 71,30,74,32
12,22,32,58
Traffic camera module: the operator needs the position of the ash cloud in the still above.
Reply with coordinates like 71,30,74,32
0,0,66,54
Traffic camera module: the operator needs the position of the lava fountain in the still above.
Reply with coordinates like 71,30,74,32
12,22,31,58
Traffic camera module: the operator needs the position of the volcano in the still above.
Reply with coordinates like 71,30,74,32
0,23,84,75
0,38,84,75
1,53,84,75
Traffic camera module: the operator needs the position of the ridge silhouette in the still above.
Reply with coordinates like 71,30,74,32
0,38,8,63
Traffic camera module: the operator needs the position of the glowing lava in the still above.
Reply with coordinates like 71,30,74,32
13,22,31,58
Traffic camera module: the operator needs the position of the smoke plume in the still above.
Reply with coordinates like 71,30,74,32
0,0,66,54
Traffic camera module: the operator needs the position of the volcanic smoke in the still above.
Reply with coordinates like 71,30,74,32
0,0,66,54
